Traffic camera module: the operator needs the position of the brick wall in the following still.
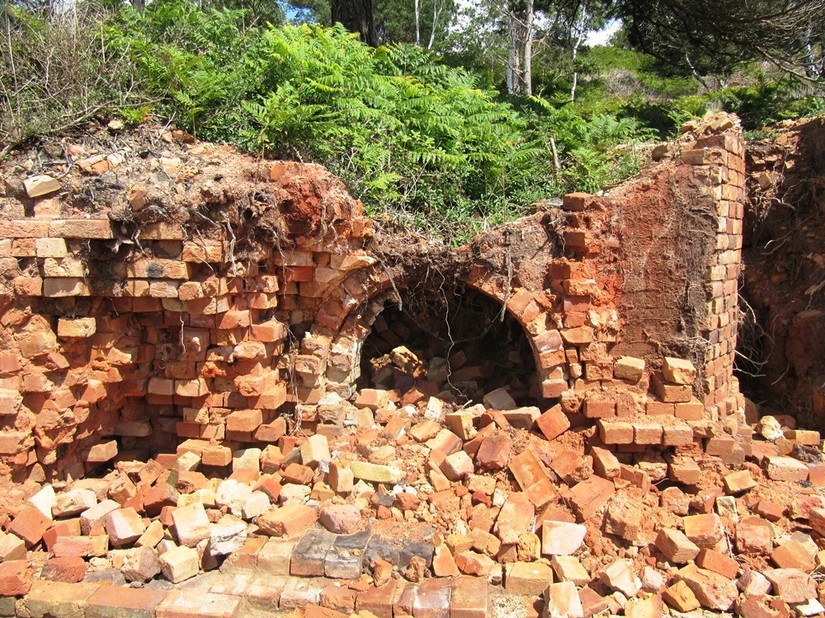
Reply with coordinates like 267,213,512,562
0,115,746,484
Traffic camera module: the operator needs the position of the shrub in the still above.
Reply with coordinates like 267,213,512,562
0,3,135,156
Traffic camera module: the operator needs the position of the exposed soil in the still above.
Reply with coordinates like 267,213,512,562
740,117,825,428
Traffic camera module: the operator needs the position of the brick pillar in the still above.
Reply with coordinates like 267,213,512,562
680,129,746,416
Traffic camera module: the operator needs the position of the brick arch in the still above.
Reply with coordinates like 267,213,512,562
305,261,563,402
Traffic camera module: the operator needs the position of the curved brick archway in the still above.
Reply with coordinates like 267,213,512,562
302,258,565,404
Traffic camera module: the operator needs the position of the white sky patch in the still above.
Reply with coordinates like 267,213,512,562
586,18,621,46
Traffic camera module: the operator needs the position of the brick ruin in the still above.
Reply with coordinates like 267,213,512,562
0,116,745,484
0,114,821,617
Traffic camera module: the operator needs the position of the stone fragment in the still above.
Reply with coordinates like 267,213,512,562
207,518,248,557
674,564,738,611
159,545,200,583
662,580,700,612
104,507,146,548
544,581,583,618
600,558,641,598
24,175,61,197
349,461,403,484
662,357,696,385
28,485,55,520
171,502,211,547
655,528,700,564
257,503,317,537
763,568,817,603
765,456,809,482
319,504,361,534
542,521,587,556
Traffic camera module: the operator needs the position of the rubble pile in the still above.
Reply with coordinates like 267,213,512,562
0,351,825,617
0,114,822,617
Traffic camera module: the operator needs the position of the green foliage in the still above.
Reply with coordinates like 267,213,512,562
709,81,825,130
525,99,655,193
241,25,543,238
106,0,272,143
8,0,824,243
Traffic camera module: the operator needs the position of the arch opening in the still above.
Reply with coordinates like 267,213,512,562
356,284,539,406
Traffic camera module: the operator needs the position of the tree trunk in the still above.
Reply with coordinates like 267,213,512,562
414,0,420,45
331,0,378,47
523,0,534,96
427,0,442,49
507,14,519,95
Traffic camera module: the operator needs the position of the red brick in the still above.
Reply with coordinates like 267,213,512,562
155,590,242,618
674,564,737,611
0,560,33,595
9,504,51,547
598,420,633,444
450,575,488,618
663,424,694,446
226,409,262,433
356,580,404,618
475,433,512,471
735,517,773,555
568,475,615,521
683,514,724,550
723,470,756,494
40,556,88,583
675,401,704,421
696,549,739,579
535,405,570,441
762,568,816,604
590,446,620,479
583,399,615,419
508,450,558,507
771,540,815,571
86,586,167,618
257,503,317,537
655,528,699,564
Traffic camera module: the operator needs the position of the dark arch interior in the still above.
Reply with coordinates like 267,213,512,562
358,285,539,406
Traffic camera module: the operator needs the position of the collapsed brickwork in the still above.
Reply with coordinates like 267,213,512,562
6,114,825,618
0,116,745,487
